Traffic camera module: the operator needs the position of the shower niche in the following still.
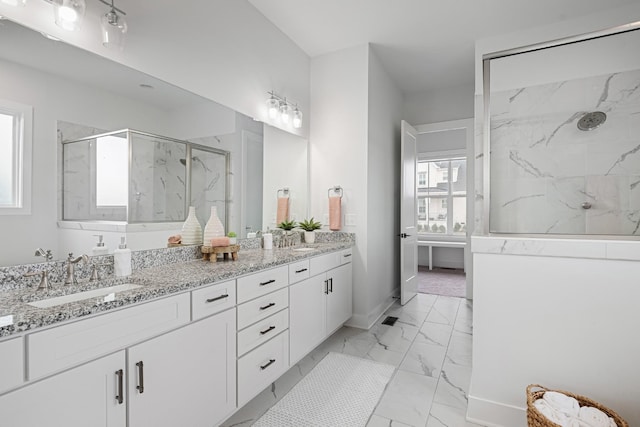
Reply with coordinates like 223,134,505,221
62,129,229,227
487,29,640,236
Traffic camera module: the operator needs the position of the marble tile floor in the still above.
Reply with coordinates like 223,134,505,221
221,293,482,427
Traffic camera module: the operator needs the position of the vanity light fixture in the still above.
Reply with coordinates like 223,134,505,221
266,91,302,129
99,0,126,49
53,0,86,31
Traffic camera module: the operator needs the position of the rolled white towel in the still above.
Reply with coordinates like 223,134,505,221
578,406,617,427
544,391,580,417
567,418,593,427
534,399,570,427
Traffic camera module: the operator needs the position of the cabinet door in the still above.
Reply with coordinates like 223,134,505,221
0,351,126,427
128,308,236,427
326,263,353,334
289,274,327,364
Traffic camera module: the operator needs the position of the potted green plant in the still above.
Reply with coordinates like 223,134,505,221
277,219,297,231
227,231,237,245
298,217,322,244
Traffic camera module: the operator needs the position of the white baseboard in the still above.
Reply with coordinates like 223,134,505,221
345,289,398,330
467,395,527,427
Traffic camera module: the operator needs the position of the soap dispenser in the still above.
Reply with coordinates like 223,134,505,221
92,234,109,256
113,237,132,277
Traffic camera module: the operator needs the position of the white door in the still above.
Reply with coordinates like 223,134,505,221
326,263,353,333
128,309,236,427
0,352,126,427
400,120,418,305
289,274,327,365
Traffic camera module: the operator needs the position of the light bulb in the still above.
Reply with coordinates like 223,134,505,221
280,101,291,124
54,0,86,31
266,96,279,120
101,9,127,49
292,107,302,129
1,0,26,6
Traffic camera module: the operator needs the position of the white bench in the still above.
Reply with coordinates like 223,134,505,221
418,240,466,271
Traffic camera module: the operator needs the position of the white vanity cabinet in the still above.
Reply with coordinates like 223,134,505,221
127,307,236,427
0,351,126,427
289,249,353,365
0,337,23,394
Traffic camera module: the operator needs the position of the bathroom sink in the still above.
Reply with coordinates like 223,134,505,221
28,284,143,309
292,247,317,252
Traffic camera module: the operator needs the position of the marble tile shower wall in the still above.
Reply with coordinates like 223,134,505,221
489,69,640,234
130,134,187,222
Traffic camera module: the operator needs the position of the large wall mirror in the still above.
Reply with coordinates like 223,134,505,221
0,19,308,266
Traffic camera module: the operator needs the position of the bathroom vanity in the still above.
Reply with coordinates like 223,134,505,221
0,242,353,427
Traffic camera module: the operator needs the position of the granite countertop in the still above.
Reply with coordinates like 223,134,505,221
0,242,353,338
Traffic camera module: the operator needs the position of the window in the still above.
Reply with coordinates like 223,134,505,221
0,100,32,215
418,172,426,186
417,156,466,236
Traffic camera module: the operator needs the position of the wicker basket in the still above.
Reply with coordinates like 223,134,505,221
526,384,629,427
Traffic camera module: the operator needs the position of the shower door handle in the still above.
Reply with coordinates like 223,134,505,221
397,233,410,238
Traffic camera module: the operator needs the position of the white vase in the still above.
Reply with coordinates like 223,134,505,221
203,206,225,245
228,237,237,245
181,206,202,245
304,231,316,244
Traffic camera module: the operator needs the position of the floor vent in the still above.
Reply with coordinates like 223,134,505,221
381,316,398,326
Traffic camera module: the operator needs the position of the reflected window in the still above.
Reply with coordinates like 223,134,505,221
417,157,466,236
96,135,128,206
0,100,32,214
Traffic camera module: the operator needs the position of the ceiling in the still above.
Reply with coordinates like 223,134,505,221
248,0,640,94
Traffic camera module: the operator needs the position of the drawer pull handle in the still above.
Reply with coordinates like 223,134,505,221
136,361,145,394
329,278,333,293
295,268,308,273
115,369,124,404
206,294,229,303
260,325,276,335
260,359,276,370
324,279,329,295
343,253,352,258
260,279,276,286
260,302,276,310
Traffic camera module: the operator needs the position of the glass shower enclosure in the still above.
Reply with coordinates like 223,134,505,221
486,29,640,235
62,129,229,226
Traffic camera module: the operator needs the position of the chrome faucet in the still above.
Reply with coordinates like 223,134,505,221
65,253,89,285
34,248,53,262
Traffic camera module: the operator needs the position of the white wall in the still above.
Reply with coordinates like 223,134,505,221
262,125,308,229
0,0,310,138
0,58,170,266
403,83,474,126
366,48,403,327
310,44,370,326
470,240,640,426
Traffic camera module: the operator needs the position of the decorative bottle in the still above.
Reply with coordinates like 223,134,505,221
113,237,132,277
203,206,225,245
181,206,203,245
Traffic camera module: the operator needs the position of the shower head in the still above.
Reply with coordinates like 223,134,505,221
577,111,606,131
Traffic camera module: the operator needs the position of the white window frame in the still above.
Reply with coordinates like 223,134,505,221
0,100,32,215
417,149,466,239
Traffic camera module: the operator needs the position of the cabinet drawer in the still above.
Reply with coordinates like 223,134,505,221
0,337,23,394
191,280,236,321
237,330,289,406
310,252,339,276
237,266,288,303
27,293,191,380
237,287,288,330
237,309,289,356
340,248,353,264
288,259,310,284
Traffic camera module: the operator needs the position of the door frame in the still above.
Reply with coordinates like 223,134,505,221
414,118,474,299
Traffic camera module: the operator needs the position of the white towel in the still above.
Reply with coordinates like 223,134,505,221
567,418,593,427
534,399,570,427
544,391,580,417
578,406,617,427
